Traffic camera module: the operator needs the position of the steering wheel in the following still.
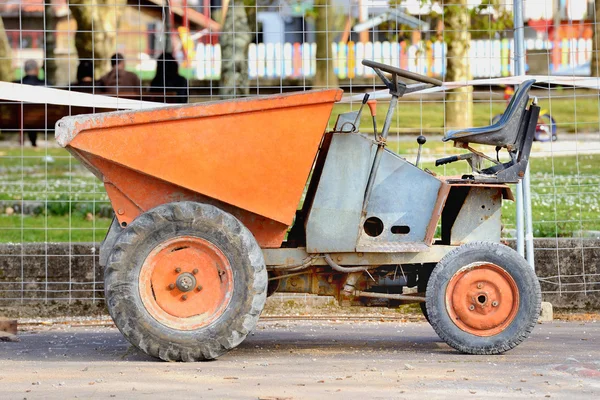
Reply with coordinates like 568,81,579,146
362,60,443,87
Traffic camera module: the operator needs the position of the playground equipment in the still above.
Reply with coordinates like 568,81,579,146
56,60,541,361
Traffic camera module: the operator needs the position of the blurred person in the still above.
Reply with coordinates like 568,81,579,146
74,60,95,87
149,52,188,103
17,59,44,86
14,60,44,146
98,53,141,92
71,60,96,93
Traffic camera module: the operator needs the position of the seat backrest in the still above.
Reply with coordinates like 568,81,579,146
442,79,536,146
497,80,535,130
506,80,537,152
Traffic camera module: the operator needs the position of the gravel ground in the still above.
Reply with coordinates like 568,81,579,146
1,319,599,399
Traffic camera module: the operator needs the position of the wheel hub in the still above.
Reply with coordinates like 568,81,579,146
175,272,196,292
139,236,234,330
445,262,519,337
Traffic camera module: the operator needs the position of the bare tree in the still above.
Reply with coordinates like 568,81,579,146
314,0,338,88
219,0,252,98
68,0,127,78
443,0,473,128
44,0,58,85
0,15,12,82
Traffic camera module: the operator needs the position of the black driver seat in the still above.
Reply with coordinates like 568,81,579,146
443,79,535,148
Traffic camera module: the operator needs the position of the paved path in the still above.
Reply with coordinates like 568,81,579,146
1,320,599,399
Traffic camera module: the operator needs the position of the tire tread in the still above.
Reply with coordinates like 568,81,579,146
105,202,267,361
426,241,541,355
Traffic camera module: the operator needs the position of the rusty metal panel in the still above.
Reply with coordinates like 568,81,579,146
424,182,451,244
275,273,337,297
450,187,503,245
356,148,443,251
305,133,376,253
56,89,343,227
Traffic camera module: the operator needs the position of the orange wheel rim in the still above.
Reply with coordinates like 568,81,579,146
445,262,519,337
139,236,233,330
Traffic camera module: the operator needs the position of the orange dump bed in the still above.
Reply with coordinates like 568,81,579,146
56,89,343,248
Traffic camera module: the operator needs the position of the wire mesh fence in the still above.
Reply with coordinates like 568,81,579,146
0,0,599,307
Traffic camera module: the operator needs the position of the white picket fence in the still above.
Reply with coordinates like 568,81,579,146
194,38,593,80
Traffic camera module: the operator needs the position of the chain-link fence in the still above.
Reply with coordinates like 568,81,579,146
0,0,599,308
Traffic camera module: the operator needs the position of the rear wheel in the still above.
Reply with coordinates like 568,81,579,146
105,201,267,361
535,114,557,142
425,242,540,354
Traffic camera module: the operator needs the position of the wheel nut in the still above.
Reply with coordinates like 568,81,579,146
192,268,199,275
492,301,499,307
197,285,203,291
477,283,483,289
181,294,188,301
168,283,175,290
175,267,181,273
469,305,475,311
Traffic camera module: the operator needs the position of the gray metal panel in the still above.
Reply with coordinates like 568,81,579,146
262,246,456,268
334,111,360,132
450,187,502,244
305,134,375,253
356,149,442,251
355,241,431,252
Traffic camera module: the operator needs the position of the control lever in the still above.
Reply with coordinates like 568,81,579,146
435,153,473,166
415,135,426,168
352,93,370,130
367,99,378,139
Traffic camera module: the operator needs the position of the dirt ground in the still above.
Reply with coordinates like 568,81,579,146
1,318,599,399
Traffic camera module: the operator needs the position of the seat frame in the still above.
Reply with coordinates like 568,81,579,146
438,80,540,184
443,80,536,148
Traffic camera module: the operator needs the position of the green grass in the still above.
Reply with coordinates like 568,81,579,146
332,90,600,134
0,146,112,242
0,147,107,203
0,215,111,242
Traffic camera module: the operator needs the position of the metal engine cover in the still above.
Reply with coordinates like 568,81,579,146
306,133,442,253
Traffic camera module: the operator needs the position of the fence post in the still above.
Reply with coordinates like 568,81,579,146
513,0,535,270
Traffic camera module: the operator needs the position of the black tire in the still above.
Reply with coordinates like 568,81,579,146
419,302,429,322
426,242,541,355
417,264,434,323
105,201,267,361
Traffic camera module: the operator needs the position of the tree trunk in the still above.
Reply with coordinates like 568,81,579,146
219,0,251,98
0,15,12,82
69,0,127,78
443,1,473,129
314,0,338,88
592,0,600,76
44,1,58,85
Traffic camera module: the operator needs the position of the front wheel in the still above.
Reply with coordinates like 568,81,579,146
425,242,541,355
104,201,267,361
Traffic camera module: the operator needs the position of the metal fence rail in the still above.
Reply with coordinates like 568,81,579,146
0,0,599,309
